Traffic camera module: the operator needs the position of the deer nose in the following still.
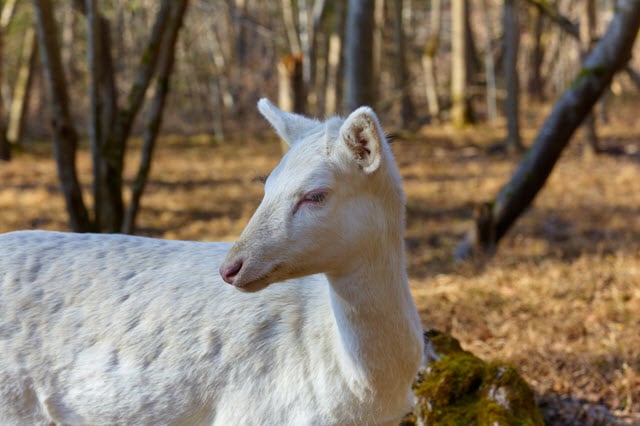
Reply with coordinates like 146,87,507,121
220,259,243,284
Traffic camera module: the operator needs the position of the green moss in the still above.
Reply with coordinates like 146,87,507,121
410,330,544,426
571,65,608,87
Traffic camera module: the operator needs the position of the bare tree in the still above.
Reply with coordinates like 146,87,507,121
345,0,375,112
7,23,38,147
391,0,415,125
451,0,471,127
504,0,523,152
325,0,346,116
0,0,18,160
34,0,189,233
456,0,640,260
422,0,441,121
32,0,91,231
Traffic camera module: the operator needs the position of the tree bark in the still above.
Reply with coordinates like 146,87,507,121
481,0,497,123
33,0,91,231
7,24,38,147
391,0,415,125
451,0,471,127
86,0,103,230
325,0,345,116
422,0,441,121
0,0,17,160
345,0,375,112
527,5,545,102
504,0,523,152
123,0,188,235
456,0,640,260
580,0,599,155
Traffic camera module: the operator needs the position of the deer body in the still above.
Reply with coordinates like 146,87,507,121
0,100,423,425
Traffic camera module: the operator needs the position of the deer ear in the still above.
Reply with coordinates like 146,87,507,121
257,98,320,146
339,107,384,174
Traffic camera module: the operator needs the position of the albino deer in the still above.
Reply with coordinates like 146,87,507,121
0,99,423,425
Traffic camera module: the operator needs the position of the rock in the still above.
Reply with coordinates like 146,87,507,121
402,329,544,426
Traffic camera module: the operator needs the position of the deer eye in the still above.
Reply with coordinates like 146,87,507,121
304,191,326,203
294,189,329,214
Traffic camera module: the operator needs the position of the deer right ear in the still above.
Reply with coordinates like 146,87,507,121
258,98,320,147
339,107,384,174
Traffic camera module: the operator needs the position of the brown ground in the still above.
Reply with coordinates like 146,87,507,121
1,105,639,424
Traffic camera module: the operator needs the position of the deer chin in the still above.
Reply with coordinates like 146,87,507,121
232,262,284,293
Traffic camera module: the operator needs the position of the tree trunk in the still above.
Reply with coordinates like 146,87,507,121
391,0,415,126
281,0,301,55
422,0,441,121
7,24,38,147
451,0,471,127
580,0,599,155
504,0,523,152
123,0,188,235
345,0,375,112
33,0,91,231
98,0,174,233
0,0,17,161
325,0,345,116
527,5,546,102
456,0,640,260
372,0,384,100
86,0,103,230
278,54,305,114
481,0,497,123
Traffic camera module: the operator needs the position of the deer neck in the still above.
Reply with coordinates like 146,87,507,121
325,227,423,401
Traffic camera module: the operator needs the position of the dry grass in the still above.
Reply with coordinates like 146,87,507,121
1,107,639,424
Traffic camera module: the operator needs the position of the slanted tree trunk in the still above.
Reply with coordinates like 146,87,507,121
456,0,640,260
123,0,188,234
451,0,471,127
345,0,375,112
422,0,441,121
33,0,91,231
504,0,523,152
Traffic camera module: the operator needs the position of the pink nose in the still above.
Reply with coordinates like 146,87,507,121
220,259,243,284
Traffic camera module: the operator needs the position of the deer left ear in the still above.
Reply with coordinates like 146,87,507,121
339,107,384,174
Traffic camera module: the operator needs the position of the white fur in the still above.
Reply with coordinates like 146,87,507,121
0,99,423,426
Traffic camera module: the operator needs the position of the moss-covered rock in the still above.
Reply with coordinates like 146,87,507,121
402,329,544,426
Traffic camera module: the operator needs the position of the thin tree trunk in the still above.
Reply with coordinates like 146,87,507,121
86,0,103,230
456,0,640,260
527,5,546,102
123,0,188,235
325,0,345,116
345,0,375,112
282,0,301,55
0,0,17,160
99,1,173,233
481,0,497,123
391,0,414,125
580,0,599,155
33,0,91,231
451,0,471,127
372,0,384,100
504,0,523,152
422,0,441,121
7,24,38,146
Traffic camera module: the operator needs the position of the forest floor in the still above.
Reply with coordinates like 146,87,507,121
1,101,639,425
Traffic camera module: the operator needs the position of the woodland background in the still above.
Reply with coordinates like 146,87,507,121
0,0,639,424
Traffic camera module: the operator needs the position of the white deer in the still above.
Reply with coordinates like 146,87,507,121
0,99,423,426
